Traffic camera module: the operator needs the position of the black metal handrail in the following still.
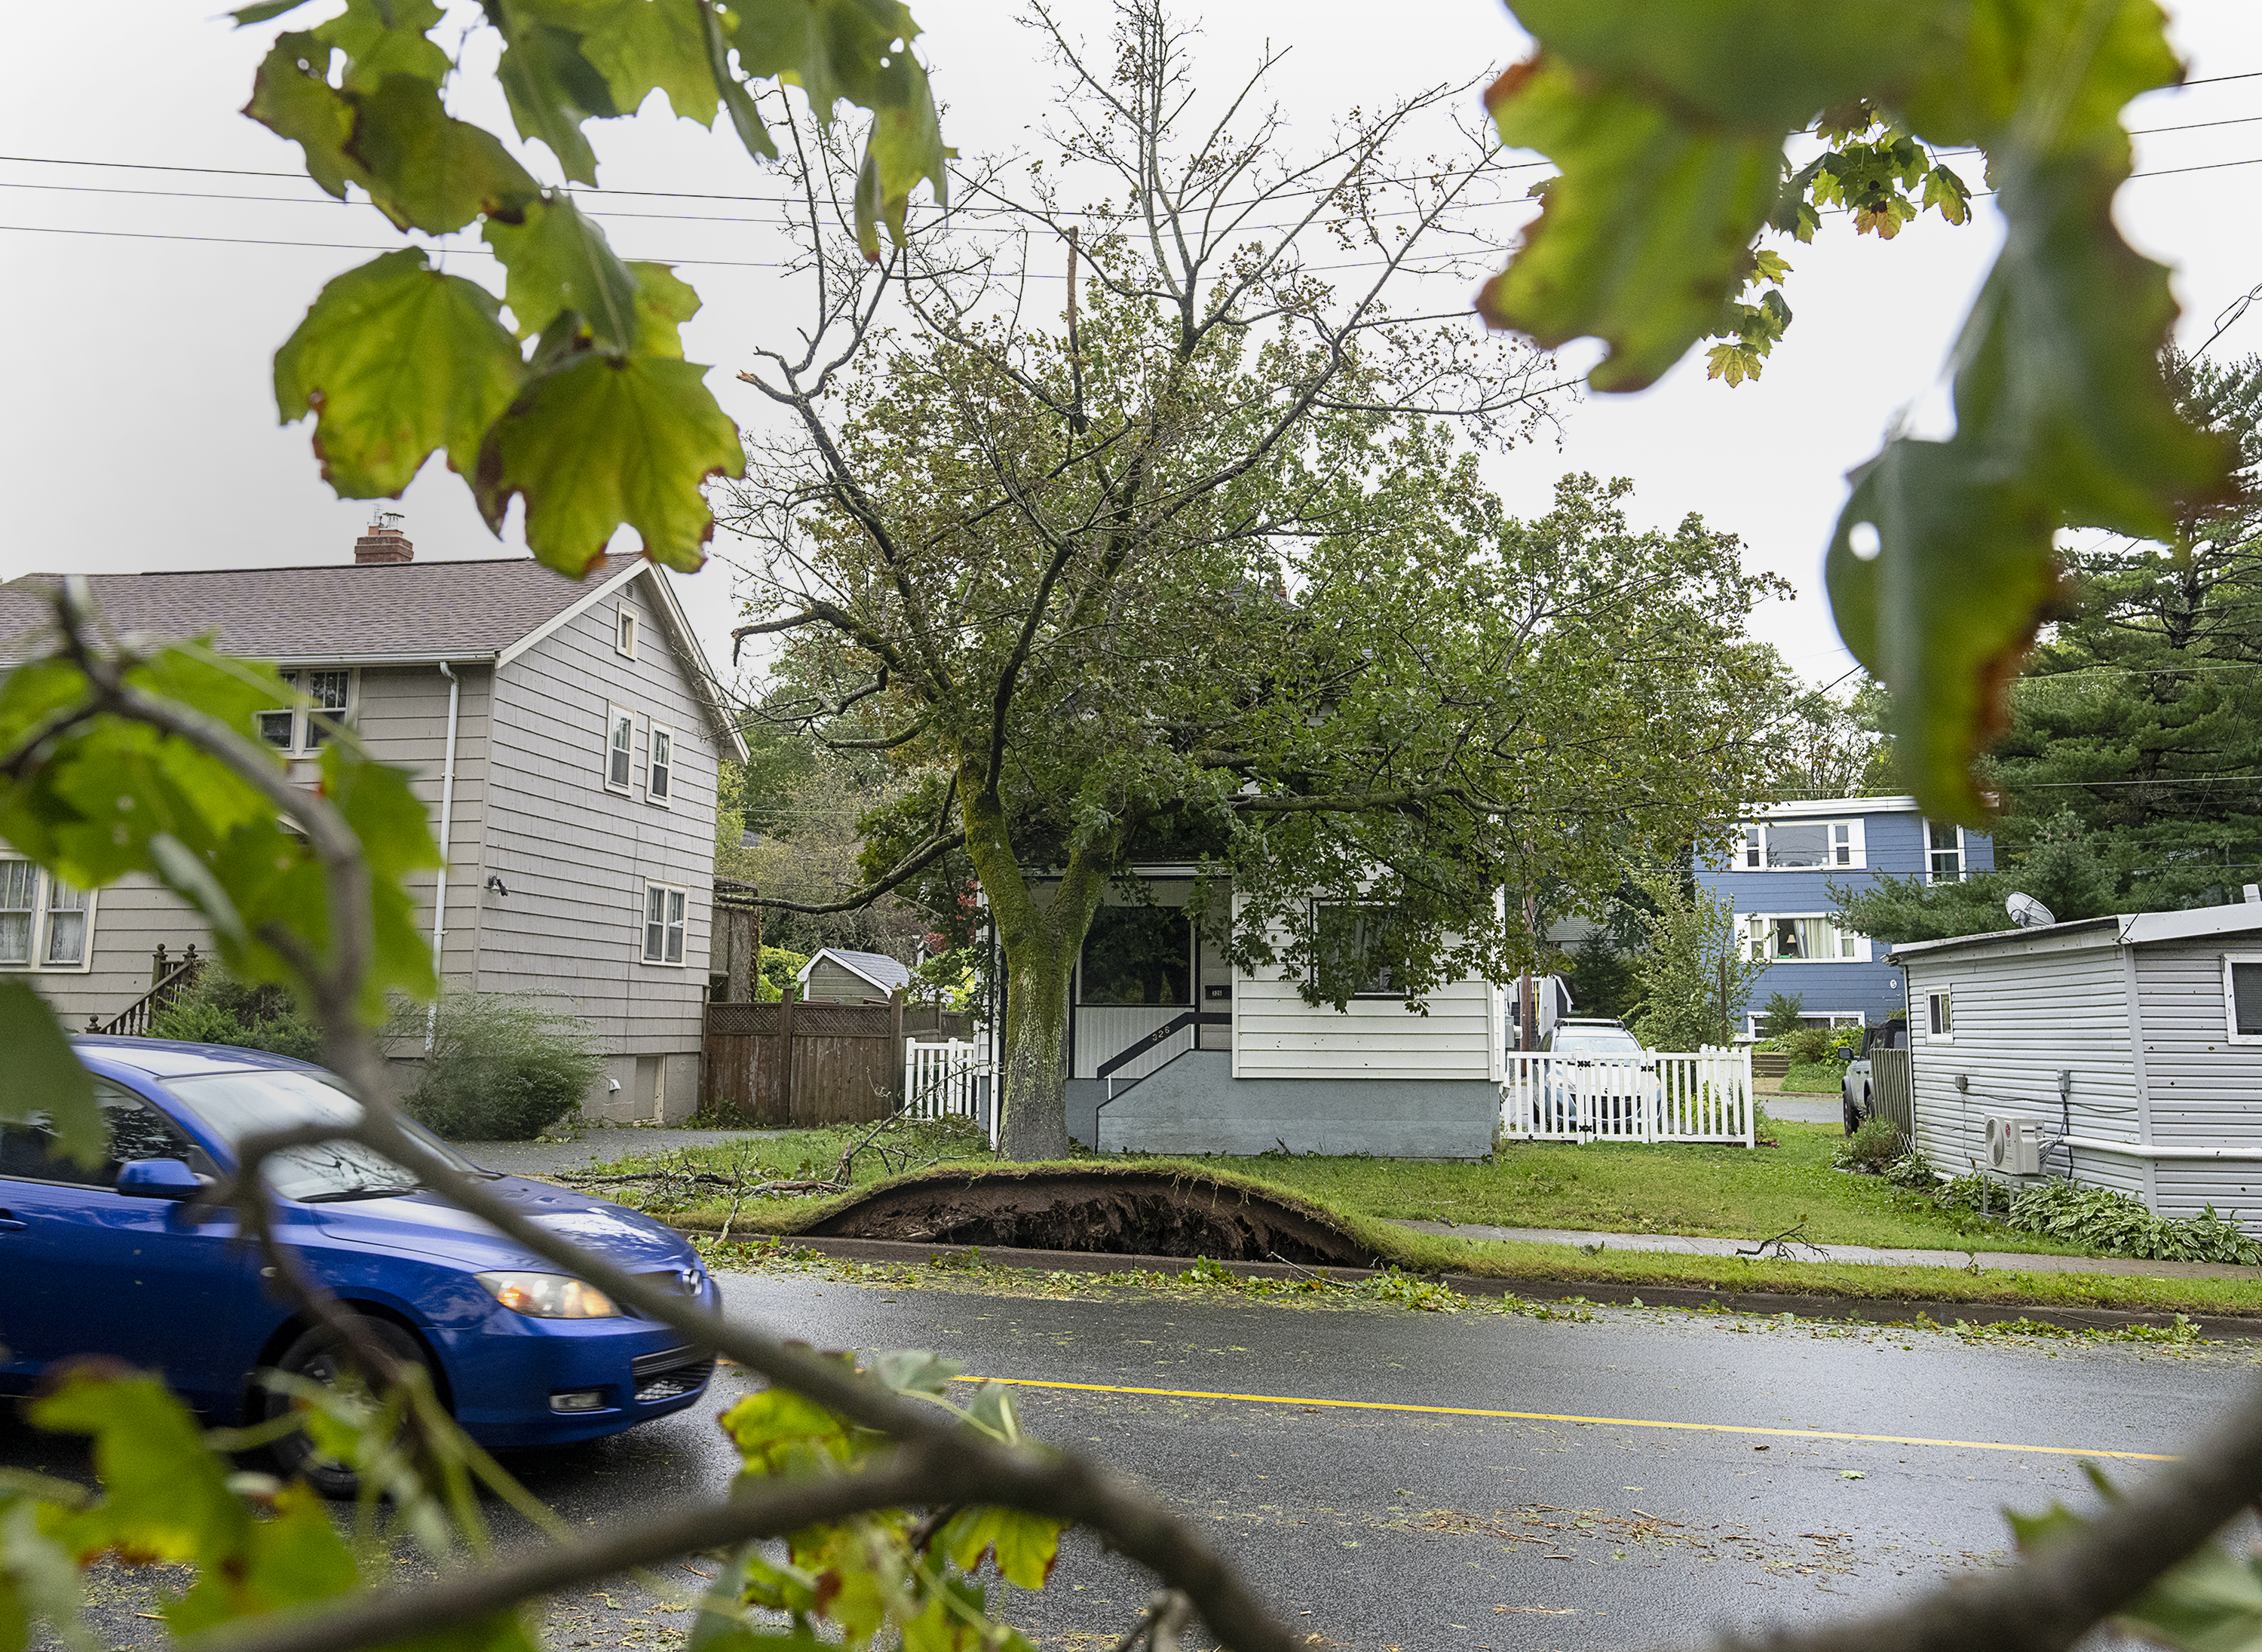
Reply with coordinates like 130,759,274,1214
1093,1011,1231,1080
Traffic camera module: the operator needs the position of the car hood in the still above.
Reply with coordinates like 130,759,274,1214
305,1175,697,1275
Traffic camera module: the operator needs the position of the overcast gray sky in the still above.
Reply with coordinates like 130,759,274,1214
5,2,2260,692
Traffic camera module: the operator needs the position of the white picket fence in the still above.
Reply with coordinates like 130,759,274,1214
1499,1047,1755,1146
903,1037,995,1146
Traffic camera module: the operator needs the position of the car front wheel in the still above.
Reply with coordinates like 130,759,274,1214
262,1315,434,1499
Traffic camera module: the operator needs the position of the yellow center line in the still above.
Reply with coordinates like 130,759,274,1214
946,1376,2175,1460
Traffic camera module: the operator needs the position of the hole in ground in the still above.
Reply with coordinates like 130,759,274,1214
805,1171,1371,1265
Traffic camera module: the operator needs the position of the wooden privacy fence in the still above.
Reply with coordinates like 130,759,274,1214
1499,1047,1755,1146
703,998,905,1126
1868,1047,1914,1136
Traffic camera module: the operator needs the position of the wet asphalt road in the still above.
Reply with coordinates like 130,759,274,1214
19,1269,2255,1651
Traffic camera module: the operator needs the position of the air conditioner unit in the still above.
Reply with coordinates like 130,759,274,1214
1985,1114,2044,1175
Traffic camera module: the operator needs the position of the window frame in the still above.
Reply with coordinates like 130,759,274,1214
1742,1008,1865,1041
254,667,356,756
1926,987,1954,1042
0,857,97,974
2224,954,2262,1046
615,604,639,660
1743,912,1870,964
1309,900,1411,1000
605,704,636,795
1925,819,1966,884
648,722,675,808
642,882,688,967
1736,818,1867,872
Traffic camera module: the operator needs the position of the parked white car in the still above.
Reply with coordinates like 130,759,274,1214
1841,1019,1909,1134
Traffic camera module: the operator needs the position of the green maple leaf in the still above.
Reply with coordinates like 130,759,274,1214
483,195,642,352
495,19,619,185
475,352,745,575
274,249,526,497
344,74,541,234
0,985,103,1171
628,262,701,358
1825,440,2061,819
314,0,450,93
569,0,719,126
244,32,363,199
1477,54,1785,391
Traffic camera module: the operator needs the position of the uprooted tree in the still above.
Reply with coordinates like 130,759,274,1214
723,0,1787,1160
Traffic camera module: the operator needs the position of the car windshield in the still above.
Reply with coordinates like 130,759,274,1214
1552,1028,1641,1054
162,1069,483,1204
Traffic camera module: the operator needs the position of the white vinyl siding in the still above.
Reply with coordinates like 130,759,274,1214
1229,895,1493,1081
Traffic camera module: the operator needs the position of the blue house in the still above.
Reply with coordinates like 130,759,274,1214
1695,795,1995,1040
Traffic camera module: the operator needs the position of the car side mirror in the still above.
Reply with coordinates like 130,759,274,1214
116,1158,203,1200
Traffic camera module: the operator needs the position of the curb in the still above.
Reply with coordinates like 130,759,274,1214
710,1234,2262,1340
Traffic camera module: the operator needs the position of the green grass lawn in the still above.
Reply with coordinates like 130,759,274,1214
551,1121,2262,1316
568,1117,2078,1255
1779,1061,1847,1094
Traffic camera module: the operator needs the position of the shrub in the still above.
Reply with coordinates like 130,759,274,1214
1757,992,1807,1040
2007,1178,2262,1266
391,995,603,1141
147,969,322,1062
1782,1025,1837,1067
1882,1149,1938,1190
1826,1023,1865,1062
1833,1117,1908,1172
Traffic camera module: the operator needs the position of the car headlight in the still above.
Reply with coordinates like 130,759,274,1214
477,1271,620,1319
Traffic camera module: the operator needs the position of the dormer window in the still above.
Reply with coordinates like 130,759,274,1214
615,605,639,659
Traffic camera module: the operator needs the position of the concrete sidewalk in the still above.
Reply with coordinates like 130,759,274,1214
1391,1218,2262,1280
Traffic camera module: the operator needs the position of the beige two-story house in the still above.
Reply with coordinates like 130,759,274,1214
0,524,746,1123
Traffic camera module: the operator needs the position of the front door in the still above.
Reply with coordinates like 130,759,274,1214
0,1080,256,1411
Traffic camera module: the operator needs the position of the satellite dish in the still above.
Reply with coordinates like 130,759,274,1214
2006,892,2056,929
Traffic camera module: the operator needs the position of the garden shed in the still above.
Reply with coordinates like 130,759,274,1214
1890,898,2262,1224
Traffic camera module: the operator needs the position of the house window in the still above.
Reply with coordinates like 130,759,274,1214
605,706,634,792
256,670,354,753
615,605,639,659
642,884,686,965
1743,1008,1865,1041
1078,906,1193,1005
648,725,673,805
1927,820,1965,882
1739,820,1863,869
1312,902,1409,998
2226,956,2262,1044
0,861,33,964
1747,914,1865,963
1926,988,1954,1041
0,859,94,973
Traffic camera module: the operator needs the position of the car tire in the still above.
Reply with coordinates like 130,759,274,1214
1842,1090,1863,1136
262,1315,434,1500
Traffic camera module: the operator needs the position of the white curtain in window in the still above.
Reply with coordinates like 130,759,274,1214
0,861,32,964
44,881,86,966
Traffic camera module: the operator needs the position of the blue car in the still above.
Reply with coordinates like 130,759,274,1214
2,1038,717,1493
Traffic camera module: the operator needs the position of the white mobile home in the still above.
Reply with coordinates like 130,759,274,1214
1035,869,1504,1159
1892,900,2262,1222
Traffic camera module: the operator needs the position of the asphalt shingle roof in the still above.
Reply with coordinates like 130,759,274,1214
0,557,615,663
803,948,915,993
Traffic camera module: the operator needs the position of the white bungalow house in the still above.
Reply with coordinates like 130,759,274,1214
1008,867,1504,1159
0,524,746,1123
1893,895,2262,1223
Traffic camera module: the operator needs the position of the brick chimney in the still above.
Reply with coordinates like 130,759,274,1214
354,513,413,564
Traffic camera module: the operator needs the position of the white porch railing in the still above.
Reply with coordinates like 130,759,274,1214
903,1037,995,1146
1499,1047,1755,1146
